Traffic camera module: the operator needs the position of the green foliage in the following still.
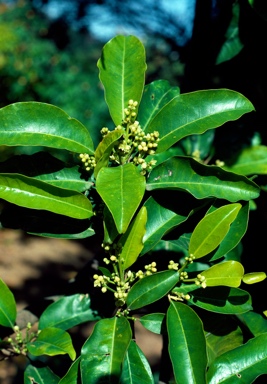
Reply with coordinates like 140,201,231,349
0,33,267,383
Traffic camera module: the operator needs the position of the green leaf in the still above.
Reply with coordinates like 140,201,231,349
146,89,254,153
207,333,267,383
189,203,242,258
39,294,100,331
139,313,165,334
141,196,190,255
24,365,59,384
178,130,215,159
96,163,146,233
208,201,249,261
216,2,243,65
186,287,252,314
224,145,267,175
146,157,260,202
103,206,119,244
205,314,243,365
97,35,146,126
0,173,93,219
35,166,94,193
120,340,154,384
119,207,147,270
167,301,207,384
237,312,267,337
201,261,244,287
126,271,179,310
29,227,95,240
242,272,267,284
0,279,16,328
80,317,132,384
94,128,124,177
59,357,81,384
27,327,76,360
0,102,94,154
138,80,180,131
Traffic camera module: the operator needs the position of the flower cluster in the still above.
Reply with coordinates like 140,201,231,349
6,323,38,356
168,260,179,270
79,153,96,171
169,292,191,302
195,273,207,288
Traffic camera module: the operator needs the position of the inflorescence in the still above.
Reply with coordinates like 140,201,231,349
79,100,159,175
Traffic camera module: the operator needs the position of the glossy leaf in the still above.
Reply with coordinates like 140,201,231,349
0,279,16,328
97,35,146,126
119,207,147,270
186,287,252,314
80,317,132,384
167,301,207,384
146,157,260,202
0,102,94,154
189,204,242,258
96,163,146,233
139,313,165,334
178,129,215,159
39,294,100,331
201,261,244,287
27,327,76,360
24,365,59,384
146,89,254,153
126,271,179,310
0,173,93,219
237,312,267,337
34,166,94,193
216,2,243,65
29,227,95,240
224,145,267,175
208,202,249,261
103,205,119,244
138,80,180,131
120,340,154,384
59,357,81,384
207,333,267,383
242,272,266,284
141,196,189,255
205,314,243,365
94,128,124,177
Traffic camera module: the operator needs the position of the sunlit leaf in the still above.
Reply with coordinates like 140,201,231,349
0,102,94,154
0,279,16,328
96,163,145,233
97,35,146,126
201,261,244,287
81,317,132,384
24,365,59,384
167,301,207,384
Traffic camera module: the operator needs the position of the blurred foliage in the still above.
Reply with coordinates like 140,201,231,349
0,0,111,147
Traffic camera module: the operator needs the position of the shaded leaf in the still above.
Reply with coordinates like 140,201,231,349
0,279,16,328
94,129,124,177
207,333,267,383
146,89,254,153
59,357,81,384
141,196,190,255
120,340,154,384
146,157,260,202
139,313,165,334
24,365,59,384
126,271,179,310
96,163,145,233
167,301,207,384
119,207,147,270
81,317,132,384
237,312,267,337
97,35,146,126
0,173,93,219
138,80,180,131
224,145,267,175
186,286,252,314
0,102,94,154
39,294,100,331
27,327,76,360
